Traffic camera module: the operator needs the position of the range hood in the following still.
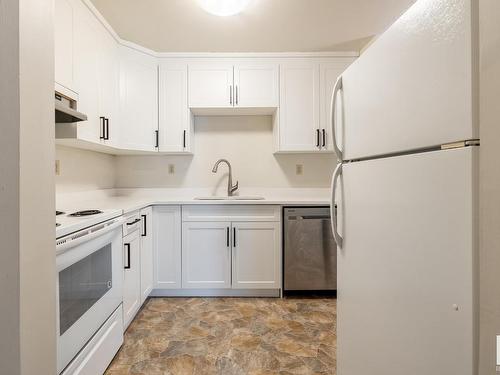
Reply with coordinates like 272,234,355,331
55,92,87,123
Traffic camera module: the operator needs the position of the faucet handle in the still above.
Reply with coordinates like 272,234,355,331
231,181,239,193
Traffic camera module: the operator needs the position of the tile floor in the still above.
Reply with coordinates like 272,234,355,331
105,297,336,375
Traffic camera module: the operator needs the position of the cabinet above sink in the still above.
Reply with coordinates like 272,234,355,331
188,62,279,116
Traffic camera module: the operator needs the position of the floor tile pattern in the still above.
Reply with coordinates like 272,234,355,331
105,297,336,375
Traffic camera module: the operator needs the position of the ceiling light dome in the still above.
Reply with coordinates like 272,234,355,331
197,0,252,17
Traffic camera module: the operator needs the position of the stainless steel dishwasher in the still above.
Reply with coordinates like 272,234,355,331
284,206,337,292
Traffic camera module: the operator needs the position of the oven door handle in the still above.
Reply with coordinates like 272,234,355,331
56,218,124,254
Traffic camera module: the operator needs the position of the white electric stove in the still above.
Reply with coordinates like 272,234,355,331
55,207,125,374
56,209,123,239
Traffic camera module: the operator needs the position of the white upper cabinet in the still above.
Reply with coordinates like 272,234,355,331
72,0,101,143
188,61,279,113
57,0,120,147
97,31,119,147
319,60,354,153
119,46,158,152
158,62,193,153
233,63,279,108
188,63,234,108
54,0,75,93
275,59,354,153
277,61,321,152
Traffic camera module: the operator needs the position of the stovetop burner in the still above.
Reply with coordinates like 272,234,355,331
56,211,65,216
69,210,103,217
56,223,61,227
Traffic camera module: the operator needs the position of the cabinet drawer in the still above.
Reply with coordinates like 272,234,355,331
182,205,280,222
122,211,141,236
61,306,123,375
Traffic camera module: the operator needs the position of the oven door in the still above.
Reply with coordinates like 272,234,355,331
56,224,123,374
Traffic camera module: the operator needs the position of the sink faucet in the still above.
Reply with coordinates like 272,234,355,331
212,159,239,196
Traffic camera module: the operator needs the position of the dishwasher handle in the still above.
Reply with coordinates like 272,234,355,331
288,215,331,221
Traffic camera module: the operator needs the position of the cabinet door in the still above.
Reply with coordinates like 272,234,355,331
153,206,182,289
182,222,232,289
119,46,158,151
232,222,281,289
139,207,153,303
97,29,119,147
233,63,279,108
278,62,320,152
188,63,233,108
122,233,141,329
319,61,353,152
54,0,74,91
73,0,101,143
158,63,192,152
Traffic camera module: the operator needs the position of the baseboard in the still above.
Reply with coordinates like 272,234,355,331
150,288,281,297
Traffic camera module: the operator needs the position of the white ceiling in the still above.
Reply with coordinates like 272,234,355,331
90,0,416,53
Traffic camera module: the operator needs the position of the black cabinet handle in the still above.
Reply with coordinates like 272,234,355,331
183,130,186,148
141,214,147,237
155,130,159,148
233,227,236,247
322,129,326,147
124,243,131,269
127,218,141,225
316,129,320,147
104,118,109,140
100,117,105,139
226,227,229,247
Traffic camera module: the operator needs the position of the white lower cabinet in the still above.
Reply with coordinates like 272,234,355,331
152,205,281,295
182,222,232,289
122,231,141,329
178,205,282,293
232,222,281,289
153,206,182,289
139,207,153,304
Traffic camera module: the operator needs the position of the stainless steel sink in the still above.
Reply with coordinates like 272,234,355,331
194,196,265,201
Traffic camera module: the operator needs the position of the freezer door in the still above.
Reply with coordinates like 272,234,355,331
336,147,477,375
335,0,476,161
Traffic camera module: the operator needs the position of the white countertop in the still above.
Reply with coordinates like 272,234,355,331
57,188,331,215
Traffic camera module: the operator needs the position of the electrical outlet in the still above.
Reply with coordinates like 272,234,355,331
168,164,175,174
55,160,61,176
295,164,303,175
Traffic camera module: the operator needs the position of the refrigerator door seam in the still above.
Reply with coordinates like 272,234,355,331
344,139,480,163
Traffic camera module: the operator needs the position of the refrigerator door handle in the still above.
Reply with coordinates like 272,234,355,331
331,76,343,162
330,163,343,248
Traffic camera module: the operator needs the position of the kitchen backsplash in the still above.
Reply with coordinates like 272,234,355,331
56,116,337,193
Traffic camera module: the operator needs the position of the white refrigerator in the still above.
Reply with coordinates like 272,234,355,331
330,0,479,374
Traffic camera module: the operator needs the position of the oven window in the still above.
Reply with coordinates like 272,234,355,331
59,244,112,335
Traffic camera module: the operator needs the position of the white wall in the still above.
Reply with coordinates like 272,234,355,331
115,116,336,189
19,0,57,373
56,145,116,193
0,0,21,372
479,0,500,373
0,0,56,374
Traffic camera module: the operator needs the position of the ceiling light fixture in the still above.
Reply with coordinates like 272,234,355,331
197,0,252,17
